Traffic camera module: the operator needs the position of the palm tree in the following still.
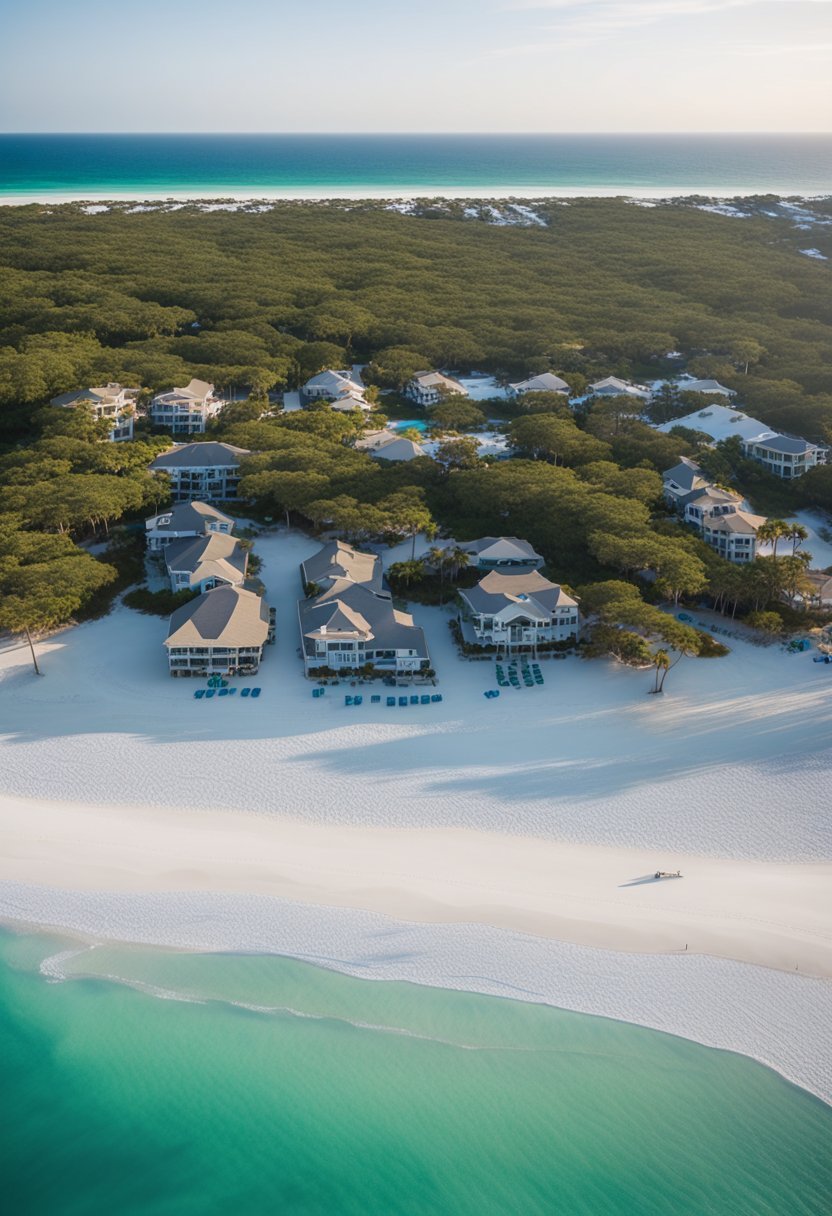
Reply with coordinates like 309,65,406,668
757,519,790,560
650,649,671,695
786,522,809,555
447,546,471,583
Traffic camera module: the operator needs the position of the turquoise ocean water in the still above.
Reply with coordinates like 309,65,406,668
1,134,832,198
1,927,830,1215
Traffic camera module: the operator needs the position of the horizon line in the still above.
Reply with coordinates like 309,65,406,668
2,130,831,138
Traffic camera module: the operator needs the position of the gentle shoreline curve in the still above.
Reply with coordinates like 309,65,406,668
2,881,830,1107
2,185,831,205
1,792,830,977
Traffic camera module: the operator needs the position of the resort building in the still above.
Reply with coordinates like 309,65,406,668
145,501,235,552
656,404,774,444
405,371,468,407
508,372,570,397
298,541,429,676
50,383,138,442
164,533,248,594
740,433,827,480
587,376,651,401
149,442,251,502
661,457,712,509
148,379,225,435
301,368,365,403
329,389,372,413
355,429,426,461
459,570,580,652
460,537,544,570
701,508,766,563
300,540,383,594
164,585,273,677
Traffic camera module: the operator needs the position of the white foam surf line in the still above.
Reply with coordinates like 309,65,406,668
1,883,830,1106
1,186,831,205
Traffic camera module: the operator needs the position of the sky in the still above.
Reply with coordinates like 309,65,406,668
1,0,831,132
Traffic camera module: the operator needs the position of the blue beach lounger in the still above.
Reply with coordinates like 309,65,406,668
399,696,408,706
421,695,430,704
345,696,354,706
431,694,442,703
241,687,250,697
251,687,261,698
218,688,229,697
371,695,381,703
354,695,363,705
410,695,419,705
387,696,396,706
194,689,205,699
205,689,215,698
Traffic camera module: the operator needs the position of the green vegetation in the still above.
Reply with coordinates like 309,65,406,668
122,586,199,617
0,198,830,665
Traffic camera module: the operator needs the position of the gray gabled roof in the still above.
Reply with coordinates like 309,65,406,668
165,534,247,583
300,541,383,591
299,581,428,657
146,501,235,535
372,437,425,461
461,570,577,617
463,536,543,563
509,372,570,394
150,442,250,470
165,585,270,648
662,457,706,493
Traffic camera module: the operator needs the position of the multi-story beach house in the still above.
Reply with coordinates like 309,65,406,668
149,442,250,502
145,501,235,552
164,584,273,677
587,376,651,401
701,508,766,563
301,368,367,406
164,533,248,594
507,372,570,397
148,379,225,434
298,541,430,676
460,537,544,571
682,486,744,528
740,433,827,480
50,382,138,441
405,370,468,407
459,570,580,653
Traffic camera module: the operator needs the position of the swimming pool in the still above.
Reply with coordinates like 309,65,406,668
391,419,429,433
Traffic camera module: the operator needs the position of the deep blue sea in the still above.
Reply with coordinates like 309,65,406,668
1,133,831,199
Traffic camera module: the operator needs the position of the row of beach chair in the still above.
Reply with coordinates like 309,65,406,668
194,686,261,700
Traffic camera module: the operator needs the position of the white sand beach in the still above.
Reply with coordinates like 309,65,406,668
1,529,831,1099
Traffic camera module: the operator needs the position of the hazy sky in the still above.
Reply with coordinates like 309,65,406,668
2,0,830,132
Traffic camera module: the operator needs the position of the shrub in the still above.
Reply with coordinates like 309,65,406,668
123,587,199,616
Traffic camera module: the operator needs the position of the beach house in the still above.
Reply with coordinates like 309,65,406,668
739,433,827,479
298,541,429,676
507,372,570,397
459,570,580,653
148,379,225,434
797,570,832,609
145,501,235,552
661,457,712,509
460,537,544,570
50,382,138,441
405,371,468,407
355,429,426,461
164,533,248,594
164,584,273,677
682,486,744,528
677,378,737,397
301,368,364,401
300,540,383,594
149,442,250,501
587,376,651,401
701,508,766,563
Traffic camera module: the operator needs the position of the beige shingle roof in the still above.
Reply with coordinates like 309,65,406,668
164,585,270,648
